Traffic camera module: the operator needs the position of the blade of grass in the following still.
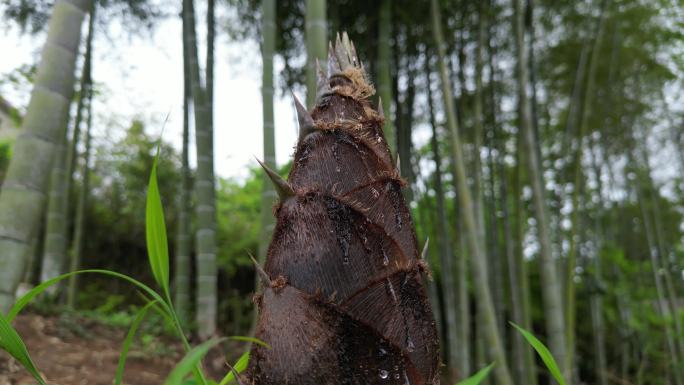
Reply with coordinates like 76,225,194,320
165,338,225,385
8,270,168,322
218,351,250,385
8,270,209,385
455,362,494,385
227,336,270,349
510,322,566,385
114,300,157,385
146,152,170,299
0,313,46,385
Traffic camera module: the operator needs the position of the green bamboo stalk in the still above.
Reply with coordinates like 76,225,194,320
565,1,609,372
258,0,276,262
305,0,327,108
430,0,513,383
637,133,684,364
588,134,607,385
40,1,95,293
633,168,683,385
183,0,217,339
486,10,534,379
174,17,192,327
376,0,395,155
512,0,569,382
0,0,90,313
66,69,94,309
425,60,458,383
39,137,67,293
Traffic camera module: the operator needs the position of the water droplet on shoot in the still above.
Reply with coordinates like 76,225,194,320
379,369,389,379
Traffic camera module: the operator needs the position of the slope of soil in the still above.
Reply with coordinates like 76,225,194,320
0,313,184,385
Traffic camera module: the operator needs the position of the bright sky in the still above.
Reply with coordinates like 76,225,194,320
0,5,299,181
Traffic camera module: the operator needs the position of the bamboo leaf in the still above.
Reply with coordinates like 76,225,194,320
164,338,225,385
146,151,170,298
114,300,157,385
455,363,494,385
227,335,270,349
218,351,250,385
9,270,170,322
510,322,566,385
0,313,46,385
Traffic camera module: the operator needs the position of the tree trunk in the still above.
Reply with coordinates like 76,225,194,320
513,0,569,382
430,1,513,383
305,0,327,108
174,15,193,327
66,68,94,309
0,0,90,313
376,0,395,156
183,0,218,339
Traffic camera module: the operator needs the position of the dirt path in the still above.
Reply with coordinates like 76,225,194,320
0,313,184,385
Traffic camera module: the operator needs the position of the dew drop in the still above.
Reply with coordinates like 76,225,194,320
343,256,349,264
378,347,387,356
382,248,389,266
394,372,401,379
379,369,389,379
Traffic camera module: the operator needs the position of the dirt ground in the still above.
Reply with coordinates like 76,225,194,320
0,313,186,385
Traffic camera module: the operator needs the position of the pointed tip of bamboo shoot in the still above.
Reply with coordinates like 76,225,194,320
327,43,341,75
395,154,401,175
255,157,295,200
292,92,316,140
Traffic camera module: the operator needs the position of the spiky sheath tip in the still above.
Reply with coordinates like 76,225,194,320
247,32,440,385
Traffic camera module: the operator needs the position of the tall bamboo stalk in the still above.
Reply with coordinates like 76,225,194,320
565,2,609,372
426,59,459,383
588,134,608,385
40,0,95,294
183,0,217,338
66,65,94,309
305,0,326,108
486,13,534,381
633,165,683,385
258,0,276,262
431,0,513,383
0,0,90,312
377,0,395,155
174,15,192,327
513,0,569,381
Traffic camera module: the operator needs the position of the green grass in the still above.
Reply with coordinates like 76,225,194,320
0,145,253,385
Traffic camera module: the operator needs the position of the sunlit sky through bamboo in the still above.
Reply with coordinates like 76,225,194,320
0,5,300,181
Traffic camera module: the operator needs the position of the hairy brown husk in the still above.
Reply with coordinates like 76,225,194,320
246,33,440,385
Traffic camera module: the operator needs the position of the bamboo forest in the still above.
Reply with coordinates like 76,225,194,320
0,0,682,384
